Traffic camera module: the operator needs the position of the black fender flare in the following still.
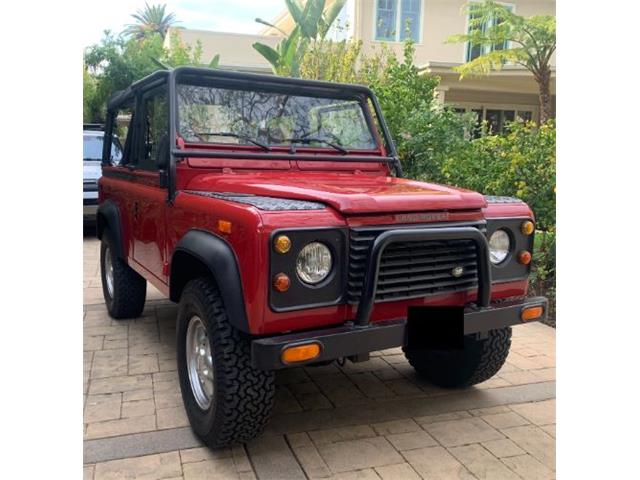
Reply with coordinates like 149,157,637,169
170,229,250,333
96,200,125,259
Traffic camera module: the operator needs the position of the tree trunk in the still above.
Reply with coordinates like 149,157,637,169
536,69,553,124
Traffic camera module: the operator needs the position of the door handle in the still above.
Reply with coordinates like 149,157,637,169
134,201,139,219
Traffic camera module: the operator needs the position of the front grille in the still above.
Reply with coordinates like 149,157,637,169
347,224,484,304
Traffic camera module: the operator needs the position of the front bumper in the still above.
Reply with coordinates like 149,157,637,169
252,225,545,371
252,296,547,370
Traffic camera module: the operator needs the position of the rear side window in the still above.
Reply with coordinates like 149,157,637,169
110,100,135,166
139,86,169,171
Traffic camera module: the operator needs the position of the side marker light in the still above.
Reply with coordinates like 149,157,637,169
521,306,544,322
281,343,321,364
218,220,232,234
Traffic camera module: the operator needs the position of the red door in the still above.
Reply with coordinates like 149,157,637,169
129,85,170,283
130,172,167,282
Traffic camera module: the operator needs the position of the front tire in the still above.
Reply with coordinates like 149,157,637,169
403,327,512,388
100,231,146,319
177,277,275,448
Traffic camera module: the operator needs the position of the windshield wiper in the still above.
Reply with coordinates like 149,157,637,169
282,137,348,155
194,131,271,151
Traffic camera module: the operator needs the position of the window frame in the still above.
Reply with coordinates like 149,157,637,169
175,82,380,151
451,102,537,136
463,1,516,63
136,84,169,172
373,0,424,44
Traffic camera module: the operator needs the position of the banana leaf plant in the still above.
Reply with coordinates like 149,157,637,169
253,0,346,77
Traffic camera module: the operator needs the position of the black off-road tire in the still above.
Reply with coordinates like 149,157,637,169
100,231,146,319
403,327,512,388
177,277,276,448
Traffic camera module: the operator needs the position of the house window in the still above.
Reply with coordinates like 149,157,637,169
375,0,422,42
454,105,534,136
466,3,514,62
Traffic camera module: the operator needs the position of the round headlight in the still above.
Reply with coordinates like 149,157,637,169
489,230,511,264
296,242,333,284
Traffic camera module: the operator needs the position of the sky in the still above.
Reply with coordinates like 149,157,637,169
81,0,286,47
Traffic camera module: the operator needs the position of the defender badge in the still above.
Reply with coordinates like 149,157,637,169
451,266,465,278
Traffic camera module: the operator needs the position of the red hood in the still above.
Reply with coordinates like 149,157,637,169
186,172,486,215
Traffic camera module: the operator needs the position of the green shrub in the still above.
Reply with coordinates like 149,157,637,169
530,230,556,323
440,120,556,230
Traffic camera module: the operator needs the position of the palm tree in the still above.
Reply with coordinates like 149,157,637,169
124,3,178,40
447,1,555,124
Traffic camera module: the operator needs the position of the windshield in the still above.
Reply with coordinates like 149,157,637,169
177,84,378,150
83,134,123,163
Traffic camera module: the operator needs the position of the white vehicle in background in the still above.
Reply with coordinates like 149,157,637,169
84,125,121,225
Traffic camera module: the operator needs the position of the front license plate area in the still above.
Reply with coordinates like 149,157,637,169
406,306,464,350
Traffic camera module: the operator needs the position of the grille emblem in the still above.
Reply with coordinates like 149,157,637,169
451,266,465,278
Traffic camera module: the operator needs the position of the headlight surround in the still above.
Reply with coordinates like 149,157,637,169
488,229,511,264
296,242,333,284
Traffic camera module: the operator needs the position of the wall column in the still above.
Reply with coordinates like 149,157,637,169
434,86,449,106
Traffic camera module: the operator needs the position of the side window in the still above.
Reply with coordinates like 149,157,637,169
108,100,134,166
139,86,169,171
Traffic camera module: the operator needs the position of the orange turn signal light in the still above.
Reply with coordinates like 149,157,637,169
281,343,321,364
274,235,292,254
521,220,535,235
521,305,544,322
273,273,291,292
218,219,232,234
517,250,532,265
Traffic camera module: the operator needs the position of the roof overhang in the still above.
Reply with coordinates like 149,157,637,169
421,62,556,95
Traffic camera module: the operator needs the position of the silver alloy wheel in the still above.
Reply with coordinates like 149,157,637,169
186,316,214,410
104,246,114,298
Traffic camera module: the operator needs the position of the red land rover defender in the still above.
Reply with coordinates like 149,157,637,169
97,67,547,448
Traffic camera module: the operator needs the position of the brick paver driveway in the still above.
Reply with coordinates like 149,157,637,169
84,236,556,480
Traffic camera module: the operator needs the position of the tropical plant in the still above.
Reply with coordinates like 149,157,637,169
253,0,346,76
446,1,555,123
124,3,178,40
